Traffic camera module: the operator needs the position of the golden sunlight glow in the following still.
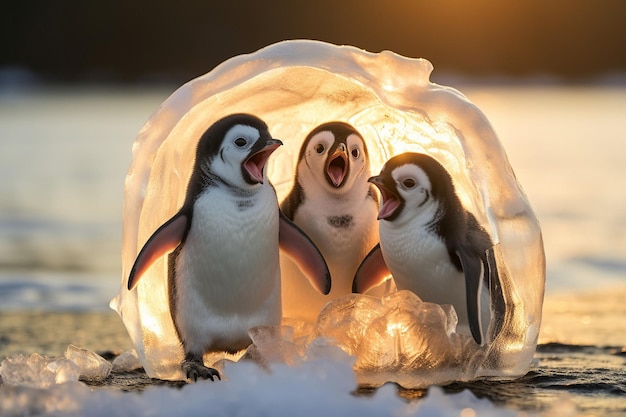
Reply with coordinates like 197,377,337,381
386,320,410,336
139,310,164,339
460,408,477,417
382,79,396,92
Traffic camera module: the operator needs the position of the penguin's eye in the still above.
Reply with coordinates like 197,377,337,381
402,178,417,189
234,137,247,147
351,148,360,159
314,143,325,154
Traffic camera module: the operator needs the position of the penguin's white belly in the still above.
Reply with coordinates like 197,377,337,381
299,205,379,293
174,189,281,353
380,224,470,327
281,201,379,322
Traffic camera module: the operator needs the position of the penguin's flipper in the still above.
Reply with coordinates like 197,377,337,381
352,244,391,293
456,248,486,345
486,244,506,342
279,211,331,295
128,214,189,290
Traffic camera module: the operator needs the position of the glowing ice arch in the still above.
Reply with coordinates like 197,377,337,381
111,40,545,382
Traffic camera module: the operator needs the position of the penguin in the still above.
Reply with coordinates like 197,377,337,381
280,121,384,322
352,152,505,345
127,114,331,381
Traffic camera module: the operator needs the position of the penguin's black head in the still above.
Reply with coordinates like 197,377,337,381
297,121,369,190
190,114,282,193
370,152,456,221
195,114,272,163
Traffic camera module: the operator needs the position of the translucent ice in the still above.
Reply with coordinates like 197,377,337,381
0,346,111,388
111,39,545,382
64,345,112,383
246,325,306,366
111,350,142,373
243,291,509,388
317,292,470,386
0,353,68,388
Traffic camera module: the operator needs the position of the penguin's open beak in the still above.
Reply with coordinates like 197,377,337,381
325,143,349,188
369,175,402,220
244,139,283,184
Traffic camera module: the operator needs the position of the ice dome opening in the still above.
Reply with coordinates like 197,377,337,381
111,40,545,385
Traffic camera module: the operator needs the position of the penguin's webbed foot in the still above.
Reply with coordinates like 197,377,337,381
182,360,221,382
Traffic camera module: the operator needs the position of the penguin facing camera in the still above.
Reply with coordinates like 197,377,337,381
281,121,386,323
353,152,505,345
127,114,331,381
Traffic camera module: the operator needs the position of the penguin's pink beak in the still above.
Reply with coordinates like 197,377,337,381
244,139,282,184
369,175,401,220
325,144,348,187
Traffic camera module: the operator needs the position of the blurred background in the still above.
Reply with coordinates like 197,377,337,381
1,0,625,311
3,0,626,84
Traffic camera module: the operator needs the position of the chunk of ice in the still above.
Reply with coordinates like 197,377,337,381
246,325,304,366
234,292,483,388
0,346,112,389
111,350,142,373
314,292,483,387
0,353,58,388
47,358,81,385
65,345,112,383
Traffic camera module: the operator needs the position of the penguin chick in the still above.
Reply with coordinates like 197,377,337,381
127,114,330,381
352,152,504,345
280,121,383,322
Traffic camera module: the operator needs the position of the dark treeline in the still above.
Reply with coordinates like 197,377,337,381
2,0,626,84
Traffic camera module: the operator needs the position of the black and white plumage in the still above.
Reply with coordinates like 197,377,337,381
280,122,382,322
352,152,504,345
127,114,331,381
